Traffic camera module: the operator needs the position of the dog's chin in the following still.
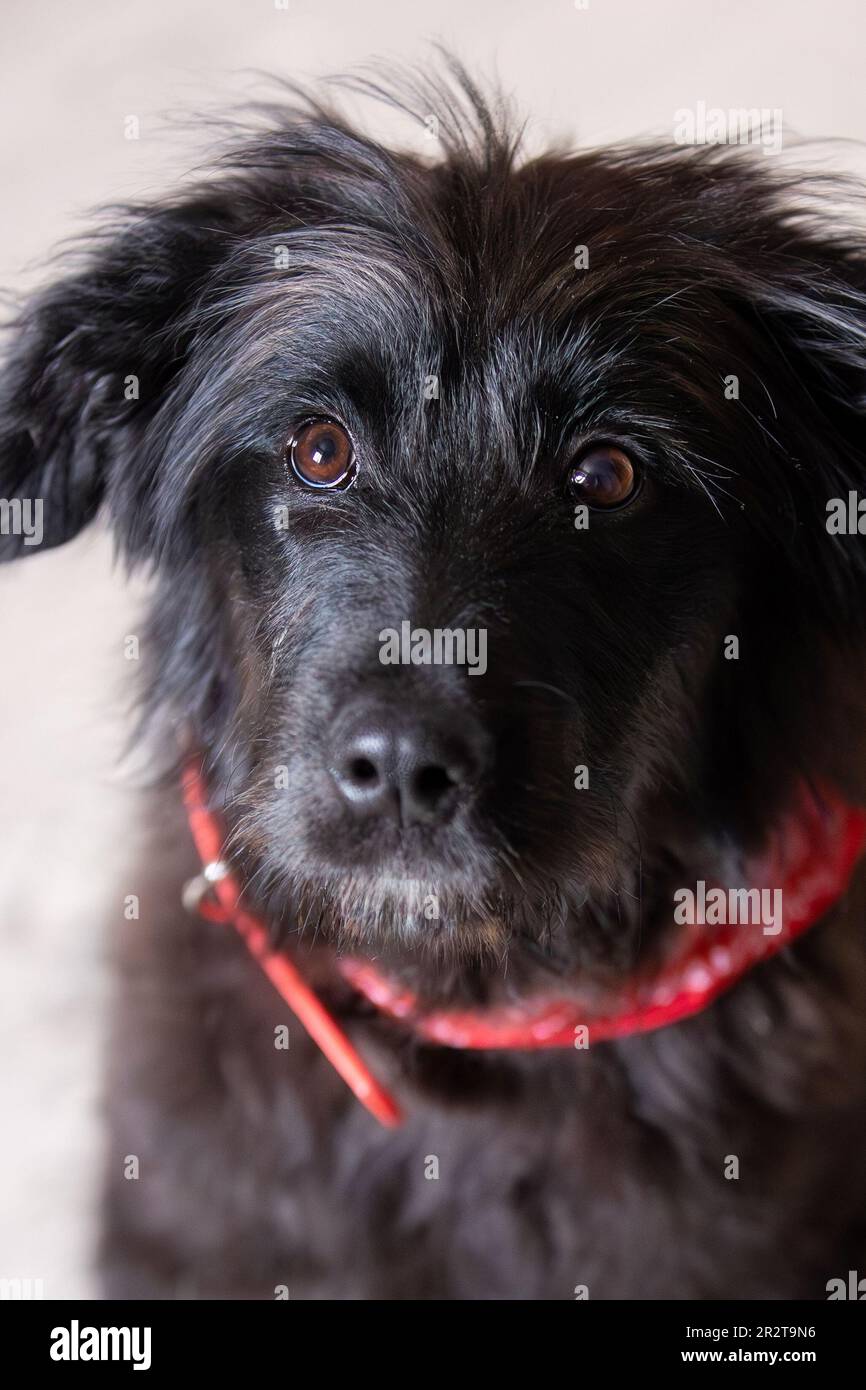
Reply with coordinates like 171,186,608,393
282,872,511,963
265,862,654,998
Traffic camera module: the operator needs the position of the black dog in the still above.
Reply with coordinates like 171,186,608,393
3,63,866,1299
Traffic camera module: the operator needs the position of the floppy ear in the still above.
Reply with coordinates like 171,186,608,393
725,222,866,637
0,193,236,560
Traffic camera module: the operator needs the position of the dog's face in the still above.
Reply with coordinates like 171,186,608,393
3,75,866,981
200,185,743,968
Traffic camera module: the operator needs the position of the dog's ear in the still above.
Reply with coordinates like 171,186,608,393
731,226,866,633
0,192,235,560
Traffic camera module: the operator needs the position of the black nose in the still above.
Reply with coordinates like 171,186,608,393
329,701,488,826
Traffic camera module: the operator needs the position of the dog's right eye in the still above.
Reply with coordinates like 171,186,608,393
288,419,356,489
566,445,638,509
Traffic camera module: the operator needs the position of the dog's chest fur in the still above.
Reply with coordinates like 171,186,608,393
98,787,866,1300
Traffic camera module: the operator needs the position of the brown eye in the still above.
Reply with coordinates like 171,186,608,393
288,419,356,489
567,445,637,508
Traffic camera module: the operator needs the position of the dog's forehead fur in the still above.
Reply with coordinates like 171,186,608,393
138,108,865,534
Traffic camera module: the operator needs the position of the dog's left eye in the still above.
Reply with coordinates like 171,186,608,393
288,419,356,489
567,445,638,508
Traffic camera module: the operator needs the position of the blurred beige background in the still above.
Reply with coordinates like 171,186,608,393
1,0,864,1300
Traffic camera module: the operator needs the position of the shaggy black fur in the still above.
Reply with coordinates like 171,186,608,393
3,60,866,1298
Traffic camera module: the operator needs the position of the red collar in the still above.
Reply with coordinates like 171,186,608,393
182,763,866,1129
